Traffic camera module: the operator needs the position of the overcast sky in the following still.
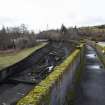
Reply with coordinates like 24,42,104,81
0,0,105,32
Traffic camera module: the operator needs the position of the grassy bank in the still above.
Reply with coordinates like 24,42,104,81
0,43,47,70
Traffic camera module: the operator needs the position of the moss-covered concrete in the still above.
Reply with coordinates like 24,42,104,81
96,44,104,52
64,44,85,105
95,44,105,68
17,44,84,105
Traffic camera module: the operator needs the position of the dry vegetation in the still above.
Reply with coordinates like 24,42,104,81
0,24,36,50
36,25,79,41
36,24,105,42
1,24,105,51
78,25,105,41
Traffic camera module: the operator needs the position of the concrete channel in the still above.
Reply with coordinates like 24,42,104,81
0,41,75,105
74,45,105,105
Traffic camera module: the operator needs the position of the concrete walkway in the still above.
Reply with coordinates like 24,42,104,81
75,45,105,105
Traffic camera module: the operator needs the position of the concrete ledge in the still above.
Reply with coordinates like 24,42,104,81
0,43,50,82
17,45,83,105
87,40,105,65
95,44,105,66
96,44,104,51
0,43,47,70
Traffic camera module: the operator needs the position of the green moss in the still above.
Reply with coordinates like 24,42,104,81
95,43,105,53
65,44,85,105
95,44,105,68
17,48,82,105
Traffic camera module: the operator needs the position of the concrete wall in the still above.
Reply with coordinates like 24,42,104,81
17,44,84,105
49,55,80,105
87,40,105,66
95,44,105,65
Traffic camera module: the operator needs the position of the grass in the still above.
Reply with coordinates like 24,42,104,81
0,43,47,70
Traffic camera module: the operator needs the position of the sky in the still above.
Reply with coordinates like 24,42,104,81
0,0,105,32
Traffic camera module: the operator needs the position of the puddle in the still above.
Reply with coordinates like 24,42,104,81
98,42,105,47
47,66,54,72
87,65,102,69
86,54,97,59
87,46,94,50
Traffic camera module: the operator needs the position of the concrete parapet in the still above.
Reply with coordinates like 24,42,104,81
17,44,84,105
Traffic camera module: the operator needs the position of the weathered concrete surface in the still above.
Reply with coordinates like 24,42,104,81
75,45,105,105
0,84,33,105
17,45,83,105
50,54,80,105
0,41,75,105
